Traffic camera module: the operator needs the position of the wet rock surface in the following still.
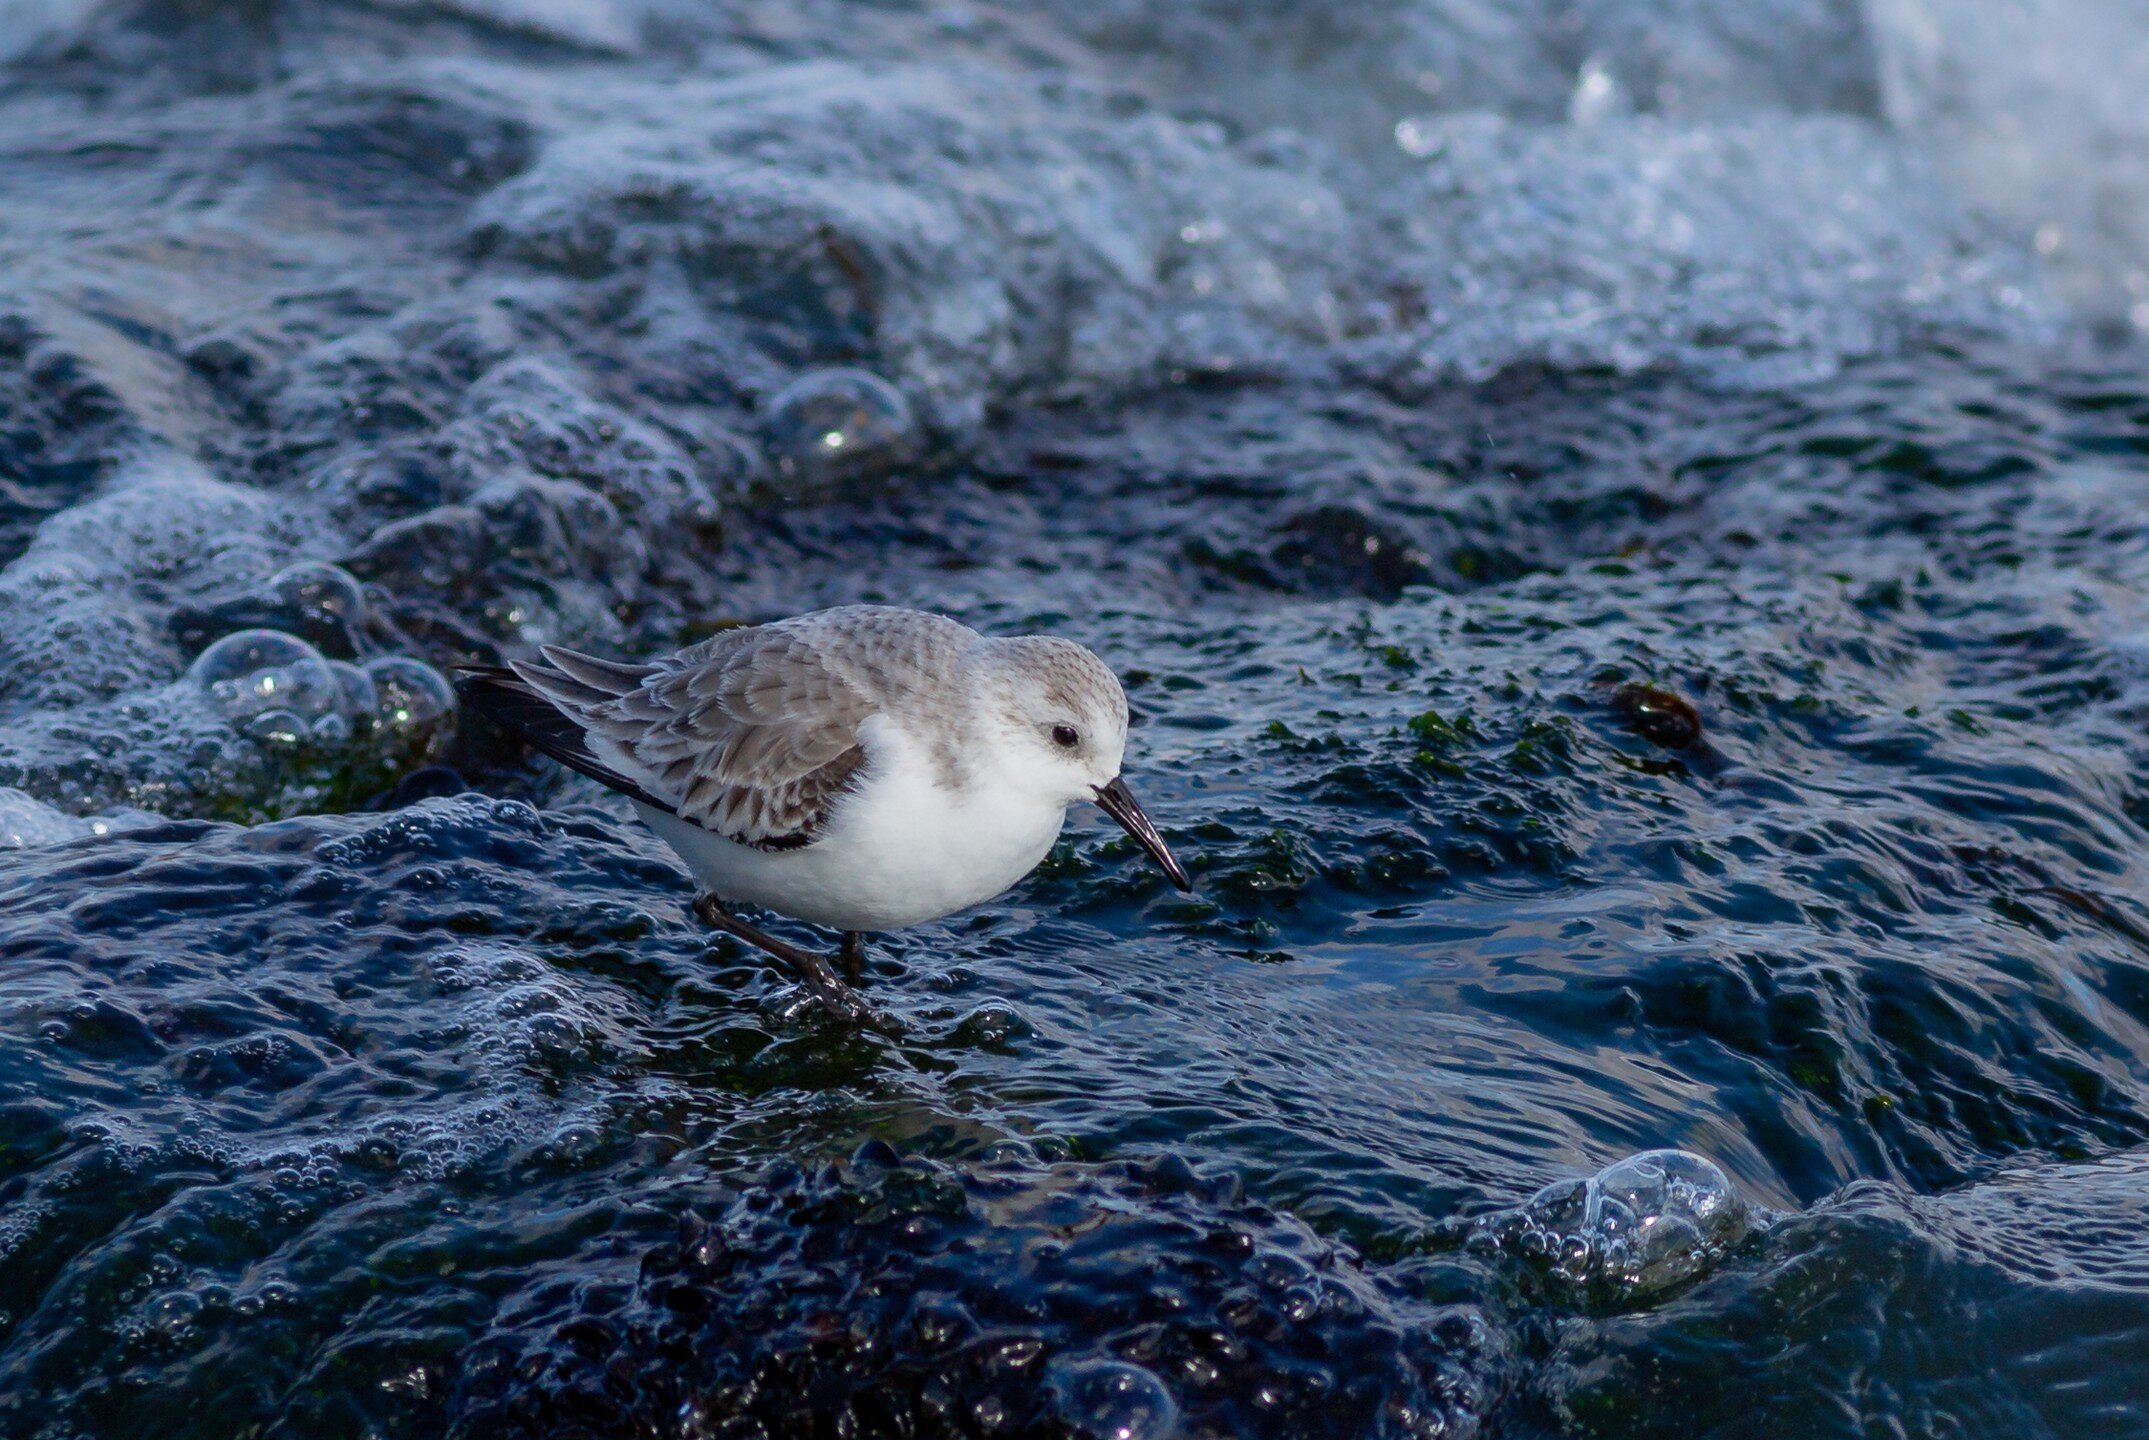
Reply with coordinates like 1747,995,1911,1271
4,2,2149,1439
453,1154,1501,1439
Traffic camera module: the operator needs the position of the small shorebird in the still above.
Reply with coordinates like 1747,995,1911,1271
458,606,1191,1022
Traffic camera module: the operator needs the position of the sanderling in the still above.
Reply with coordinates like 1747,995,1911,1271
458,605,1191,1022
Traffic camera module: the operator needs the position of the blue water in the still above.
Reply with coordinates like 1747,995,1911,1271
5,4,2149,1437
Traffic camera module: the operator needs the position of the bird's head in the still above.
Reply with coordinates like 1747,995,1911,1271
980,635,1191,891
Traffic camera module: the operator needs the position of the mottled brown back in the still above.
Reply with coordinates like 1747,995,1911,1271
522,607,981,848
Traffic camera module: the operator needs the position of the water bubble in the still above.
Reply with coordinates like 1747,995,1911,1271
146,1288,203,1341
1045,1357,1179,1440
329,659,378,725
243,708,310,747
761,367,917,491
380,765,465,806
171,562,371,660
365,657,458,761
947,1000,1033,1050
187,630,342,727
1482,1149,1750,1307
266,560,365,626
1568,55,1632,128
1394,116,1444,158
544,1122,604,1168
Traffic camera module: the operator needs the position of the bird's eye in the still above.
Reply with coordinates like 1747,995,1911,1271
1051,724,1080,749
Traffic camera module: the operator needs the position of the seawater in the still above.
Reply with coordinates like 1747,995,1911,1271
4,3,2149,1436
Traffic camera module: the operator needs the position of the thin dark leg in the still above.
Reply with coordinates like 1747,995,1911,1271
840,931,867,983
693,894,874,1026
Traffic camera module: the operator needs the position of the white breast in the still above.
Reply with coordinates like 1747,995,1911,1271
633,713,1068,933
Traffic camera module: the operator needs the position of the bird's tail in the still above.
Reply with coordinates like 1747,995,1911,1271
454,663,670,809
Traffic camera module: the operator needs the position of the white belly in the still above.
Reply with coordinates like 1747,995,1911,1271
633,720,1067,933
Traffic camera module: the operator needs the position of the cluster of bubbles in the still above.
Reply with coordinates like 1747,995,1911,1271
1463,1150,1753,1307
180,561,458,787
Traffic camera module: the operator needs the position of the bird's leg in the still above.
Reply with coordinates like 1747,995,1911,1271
840,931,867,983
692,894,874,1026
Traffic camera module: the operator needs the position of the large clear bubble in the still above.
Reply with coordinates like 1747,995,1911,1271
1466,1149,1752,1308
365,656,458,765
171,561,371,660
266,560,366,628
187,630,343,726
761,367,918,492
1045,1357,1180,1440
328,659,379,723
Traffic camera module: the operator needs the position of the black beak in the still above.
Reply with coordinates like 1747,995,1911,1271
1092,777,1192,892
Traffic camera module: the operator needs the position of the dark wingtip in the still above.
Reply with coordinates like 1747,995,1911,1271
452,664,535,732
448,662,674,813
452,665,511,705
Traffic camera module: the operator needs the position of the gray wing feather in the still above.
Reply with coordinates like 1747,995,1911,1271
541,648,661,696
514,610,972,847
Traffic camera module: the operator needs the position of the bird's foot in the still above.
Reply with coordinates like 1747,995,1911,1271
840,931,867,983
693,894,881,1029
